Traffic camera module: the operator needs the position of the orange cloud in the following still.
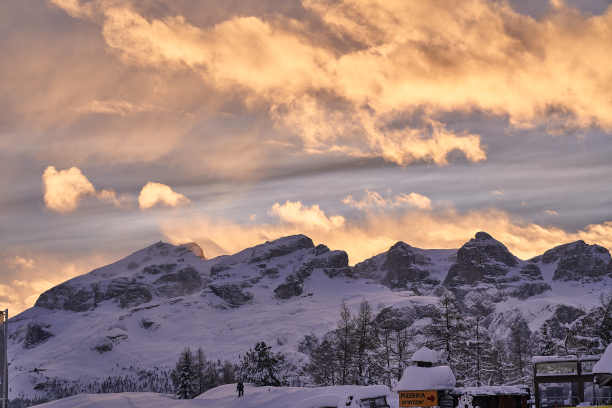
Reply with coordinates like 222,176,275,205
138,182,190,209
343,190,432,210
50,0,612,166
42,166,129,212
161,202,612,264
269,200,345,231
42,166,96,212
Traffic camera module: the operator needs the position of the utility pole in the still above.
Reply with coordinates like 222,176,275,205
0,310,7,408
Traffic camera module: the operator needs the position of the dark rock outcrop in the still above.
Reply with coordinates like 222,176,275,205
24,324,53,348
143,264,176,275
35,284,94,312
511,282,551,299
520,263,544,280
209,284,253,307
536,241,611,281
154,267,202,297
353,242,435,289
373,303,439,331
248,235,314,263
444,232,519,286
105,279,153,308
274,281,303,299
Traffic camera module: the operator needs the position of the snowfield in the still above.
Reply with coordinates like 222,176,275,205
36,384,395,408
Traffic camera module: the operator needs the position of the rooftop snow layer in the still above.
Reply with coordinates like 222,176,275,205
411,347,439,363
396,365,456,391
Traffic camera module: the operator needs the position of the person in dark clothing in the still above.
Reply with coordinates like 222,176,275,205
237,381,244,397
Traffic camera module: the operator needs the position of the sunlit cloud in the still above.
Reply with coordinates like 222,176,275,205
269,200,345,231
8,256,35,270
491,190,505,197
47,0,612,168
343,190,432,210
42,166,129,212
42,166,96,212
545,209,560,216
161,201,612,264
138,182,190,209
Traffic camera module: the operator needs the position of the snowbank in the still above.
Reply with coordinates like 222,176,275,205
396,365,456,391
594,344,612,374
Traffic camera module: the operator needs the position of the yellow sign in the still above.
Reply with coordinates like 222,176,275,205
399,390,438,407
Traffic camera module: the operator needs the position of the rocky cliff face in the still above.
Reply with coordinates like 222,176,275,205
531,240,612,282
444,232,519,286
352,242,453,291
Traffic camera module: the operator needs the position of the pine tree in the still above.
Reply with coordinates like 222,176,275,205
597,293,612,347
172,347,197,399
195,348,206,395
507,317,534,385
240,341,285,386
426,292,468,381
222,361,236,385
538,321,562,356
336,302,354,384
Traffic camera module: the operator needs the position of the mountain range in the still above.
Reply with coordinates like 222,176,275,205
7,232,612,401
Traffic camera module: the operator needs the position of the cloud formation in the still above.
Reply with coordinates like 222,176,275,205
270,200,345,231
42,166,128,212
42,166,96,212
161,200,612,264
138,182,190,209
46,0,612,168
343,190,432,210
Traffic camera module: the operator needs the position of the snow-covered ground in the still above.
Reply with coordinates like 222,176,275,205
35,384,396,408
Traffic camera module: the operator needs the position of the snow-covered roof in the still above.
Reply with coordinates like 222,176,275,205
594,344,612,374
396,365,456,391
452,386,529,396
411,347,439,363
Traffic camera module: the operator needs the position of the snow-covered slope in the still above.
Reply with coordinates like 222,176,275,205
7,233,612,402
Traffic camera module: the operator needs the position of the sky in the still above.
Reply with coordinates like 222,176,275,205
1,0,612,314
